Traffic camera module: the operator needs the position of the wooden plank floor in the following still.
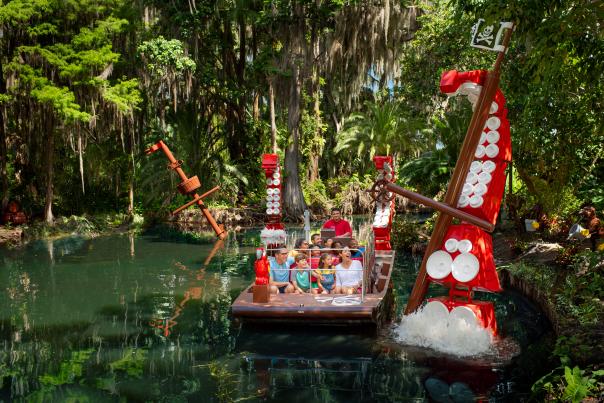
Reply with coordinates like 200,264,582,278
232,289,382,320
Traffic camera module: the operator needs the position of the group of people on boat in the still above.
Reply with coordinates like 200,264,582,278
268,208,365,295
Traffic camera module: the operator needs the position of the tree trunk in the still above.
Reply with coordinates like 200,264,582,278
128,182,134,215
269,78,277,153
44,125,54,224
78,131,85,194
0,55,8,211
252,25,260,122
253,92,260,122
308,25,321,182
283,2,307,221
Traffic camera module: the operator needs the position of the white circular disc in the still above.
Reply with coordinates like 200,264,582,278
478,172,492,184
423,300,450,322
449,305,478,326
462,183,473,196
426,250,453,280
482,160,496,173
444,238,459,253
458,195,470,208
486,130,500,143
490,101,499,114
274,208,281,214
473,183,488,196
470,161,483,174
266,178,272,185
274,188,280,194
266,195,273,202
466,172,478,185
460,82,481,95
266,208,272,215
485,144,500,158
475,145,486,158
273,172,280,179
273,194,280,201
479,132,487,144
274,201,280,208
486,116,501,130
273,179,280,186
457,239,473,253
469,195,484,208
452,253,480,283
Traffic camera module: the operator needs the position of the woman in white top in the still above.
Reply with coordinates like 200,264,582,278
335,247,363,294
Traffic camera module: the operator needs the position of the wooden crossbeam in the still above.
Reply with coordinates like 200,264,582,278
172,186,221,216
385,183,495,232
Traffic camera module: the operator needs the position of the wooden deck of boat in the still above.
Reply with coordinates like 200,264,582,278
231,250,396,326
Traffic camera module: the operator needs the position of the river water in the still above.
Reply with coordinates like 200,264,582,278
0,223,551,402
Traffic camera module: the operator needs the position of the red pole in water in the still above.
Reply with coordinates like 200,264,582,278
145,140,228,240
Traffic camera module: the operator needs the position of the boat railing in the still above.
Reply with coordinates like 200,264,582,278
264,247,369,301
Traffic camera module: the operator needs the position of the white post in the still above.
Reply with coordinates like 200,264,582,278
303,209,311,242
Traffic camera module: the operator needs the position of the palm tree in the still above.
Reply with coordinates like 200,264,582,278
399,110,472,196
335,100,427,173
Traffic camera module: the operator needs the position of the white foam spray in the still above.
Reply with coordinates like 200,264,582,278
394,305,494,357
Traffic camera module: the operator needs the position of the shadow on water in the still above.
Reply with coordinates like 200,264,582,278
0,225,553,402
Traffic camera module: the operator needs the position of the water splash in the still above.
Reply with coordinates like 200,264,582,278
394,305,494,357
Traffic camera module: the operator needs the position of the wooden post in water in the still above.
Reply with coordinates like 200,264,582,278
145,140,228,240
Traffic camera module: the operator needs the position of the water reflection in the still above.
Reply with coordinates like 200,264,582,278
0,226,551,401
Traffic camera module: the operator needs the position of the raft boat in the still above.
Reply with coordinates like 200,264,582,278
231,156,398,328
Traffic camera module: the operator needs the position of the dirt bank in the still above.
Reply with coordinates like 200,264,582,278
0,226,24,246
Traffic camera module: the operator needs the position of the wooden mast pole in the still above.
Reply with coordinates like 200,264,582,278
404,25,514,315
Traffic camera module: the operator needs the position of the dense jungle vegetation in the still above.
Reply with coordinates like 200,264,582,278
0,0,601,223
1,1,603,400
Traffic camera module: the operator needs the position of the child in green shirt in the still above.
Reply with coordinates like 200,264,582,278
293,254,311,294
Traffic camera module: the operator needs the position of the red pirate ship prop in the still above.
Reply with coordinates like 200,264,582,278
371,20,514,334
145,140,227,240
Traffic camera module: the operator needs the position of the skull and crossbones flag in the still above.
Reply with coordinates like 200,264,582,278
470,19,513,52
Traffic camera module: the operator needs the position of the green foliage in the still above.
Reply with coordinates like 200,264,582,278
390,216,422,251
505,250,603,396
143,224,217,245
532,364,604,402
503,261,558,294
0,0,601,233
22,213,137,240
303,178,331,215
137,36,196,78
399,152,450,197
555,251,604,326
199,360,253,403
323,173,374,215
0,0,52,24
398,104,472,197
109,348,147,378
102,78,142,113
39,349,94,386
336,99,428,174
30,81,91,123
395,0,604,219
